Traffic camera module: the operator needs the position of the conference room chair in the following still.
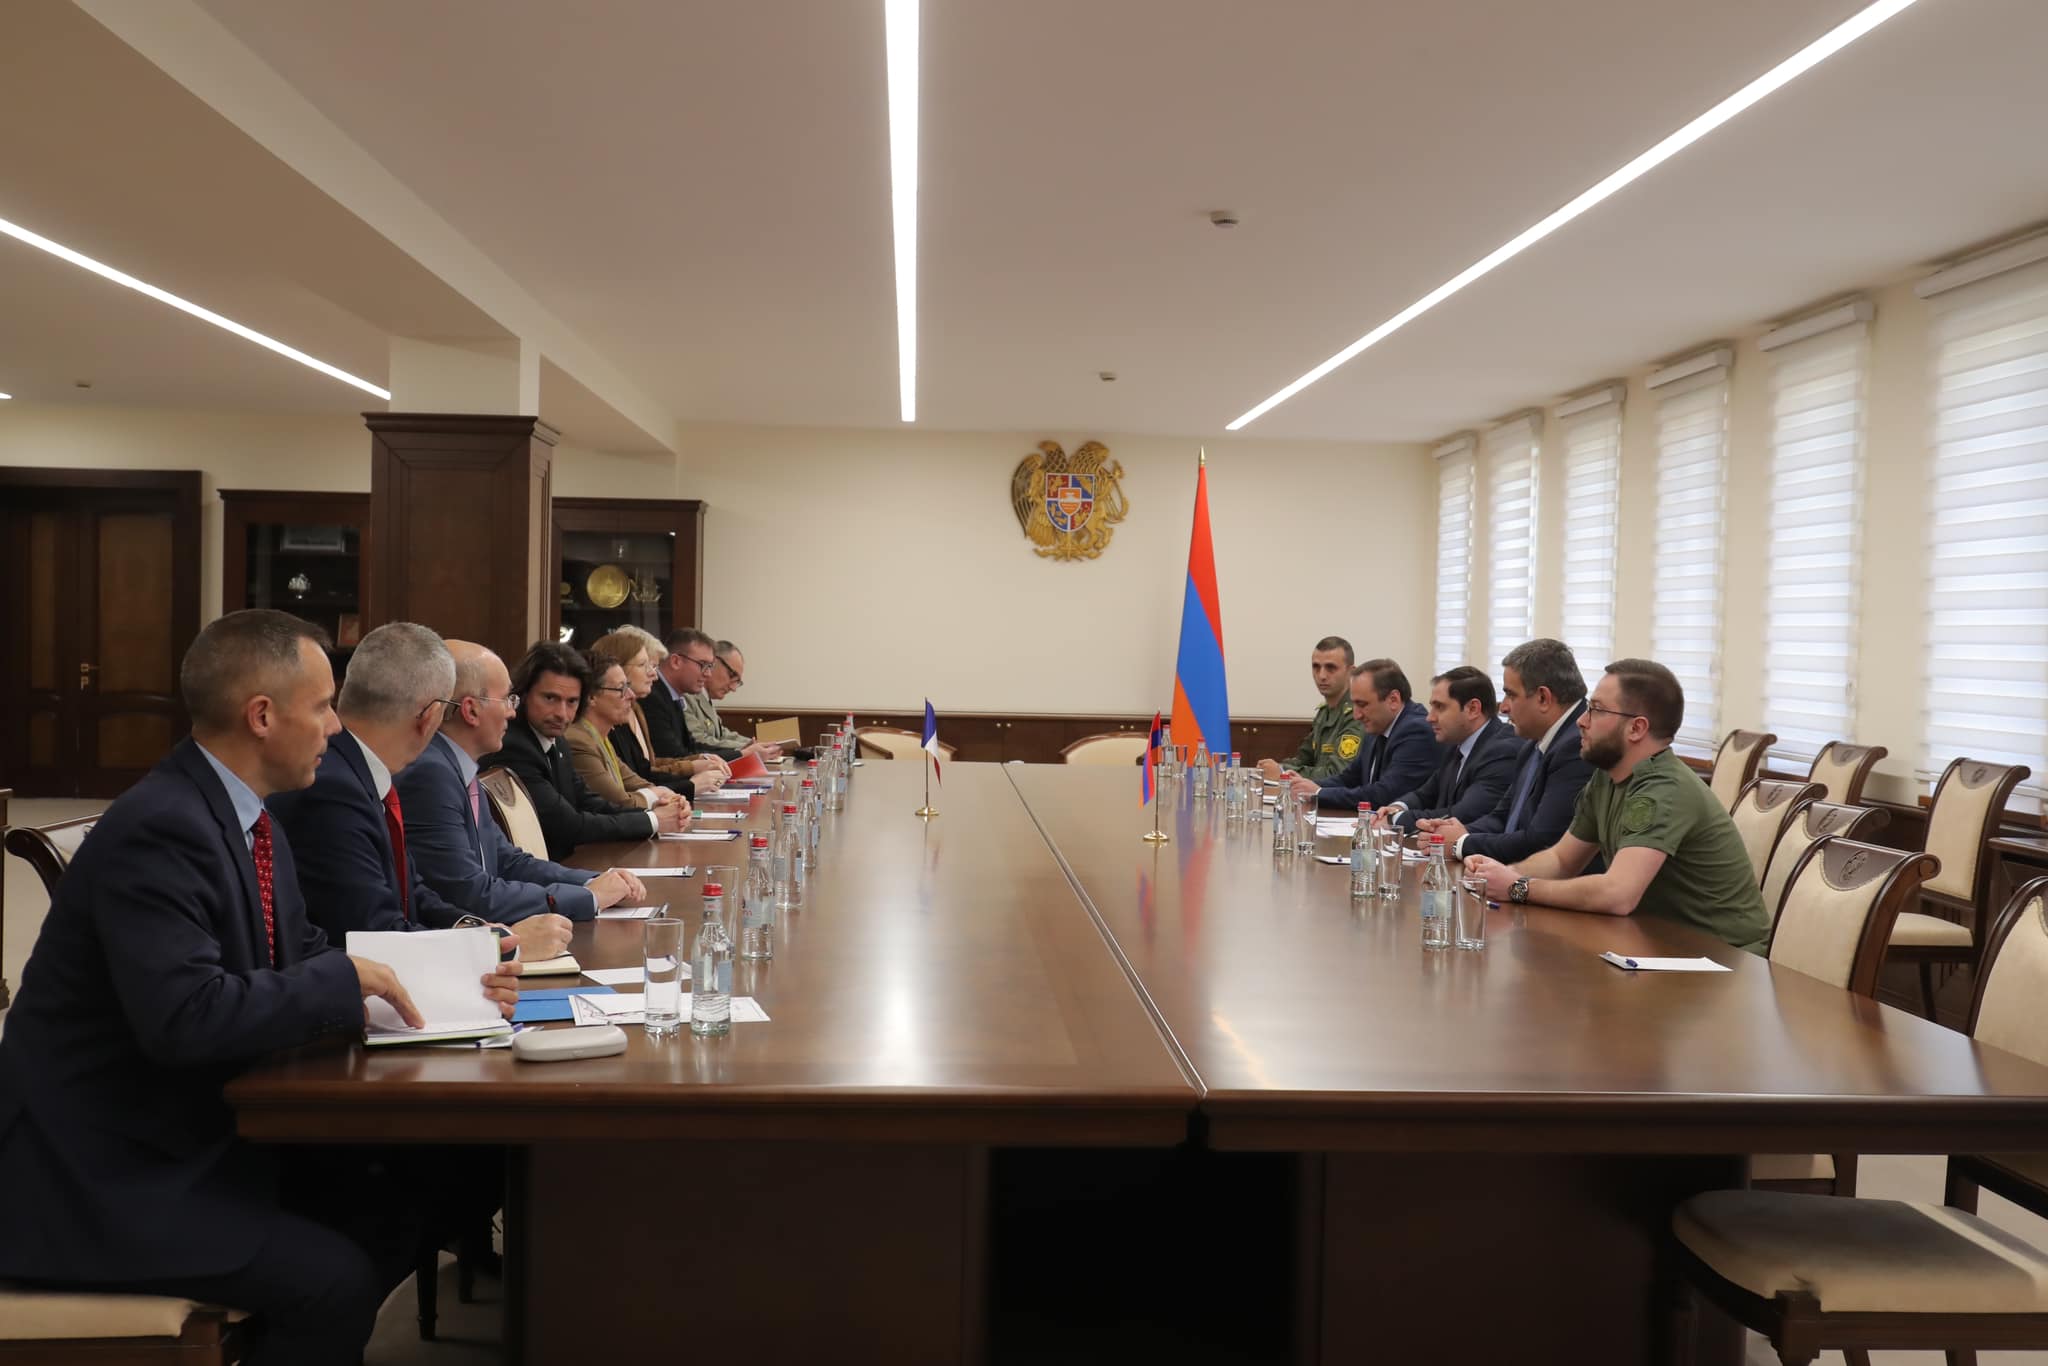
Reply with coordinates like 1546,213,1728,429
854,726,954,762
1806,741,1889,806
1760,801,1892,930
1886,757,2032,1018
478,766,551,861
1749,838,1938,1201
1730,779,1823,890
1061,733,1149,766
1670,875,2048,1366
1708,729,1778,812
3,816,99,898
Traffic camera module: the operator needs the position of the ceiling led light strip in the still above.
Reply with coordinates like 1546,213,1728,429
1224,0,1922,431
884,0,920,422
0,213,391,400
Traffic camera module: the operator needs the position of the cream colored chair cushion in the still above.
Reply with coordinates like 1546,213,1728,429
0,1287,245,1339
1760,826,1819,925
1710,732,1770,812
488,779,550,861
1730,783,1812,890
1973,894,2048,1066
1674,1190,2048,1314
1751,1153,1835,1182
1889,911,1973,949
1924,760,2017,903
1063,735,1148,767
857,729,926,761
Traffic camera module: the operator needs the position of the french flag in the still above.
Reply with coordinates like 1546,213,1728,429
922,699,943,785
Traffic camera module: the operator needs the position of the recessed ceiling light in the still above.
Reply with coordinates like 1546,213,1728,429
0,213,391,400
1225,0,1922,431
884,0,919,423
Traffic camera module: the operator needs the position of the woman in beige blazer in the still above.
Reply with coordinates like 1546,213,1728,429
567,654,688,810
590,629,725,796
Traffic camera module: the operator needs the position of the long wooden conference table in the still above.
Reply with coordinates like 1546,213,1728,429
229,761,2048,1364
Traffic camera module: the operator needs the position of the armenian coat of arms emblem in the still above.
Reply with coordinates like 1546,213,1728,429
1010,440,1129,561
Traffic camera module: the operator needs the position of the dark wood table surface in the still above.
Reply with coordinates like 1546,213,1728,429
1007,763,2048,1152
231,762,1196,1145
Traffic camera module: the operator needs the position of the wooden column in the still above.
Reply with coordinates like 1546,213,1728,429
364,413,558,660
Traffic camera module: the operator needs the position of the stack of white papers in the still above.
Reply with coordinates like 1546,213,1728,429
346,927,512,1045
582,965,671,986
661,830,740,842
699,790,752,803
595,905,661,920
569,993,769,1025
1599,952,1731,973
616,866,696,878
1314,818,1358,838
519,953,583,976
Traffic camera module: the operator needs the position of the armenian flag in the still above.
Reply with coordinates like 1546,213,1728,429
1169,453,1230,759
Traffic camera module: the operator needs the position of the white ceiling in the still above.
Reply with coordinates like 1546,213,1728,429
10,0,2048,442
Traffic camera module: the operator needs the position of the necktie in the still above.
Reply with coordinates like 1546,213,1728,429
1503,747,1543,832
382,788,412,920
468,776,483,829
251,811,278,966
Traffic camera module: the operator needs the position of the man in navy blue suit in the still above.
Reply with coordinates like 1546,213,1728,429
1378,666,1527,831
1288,658,1446,811
399,640,647,921
0,610,518,1364
1419,638,1595,865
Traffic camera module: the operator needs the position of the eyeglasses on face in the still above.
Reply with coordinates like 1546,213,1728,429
458,692,521,712
590,682,634,698
714,656,743,686
1582,701,1645,722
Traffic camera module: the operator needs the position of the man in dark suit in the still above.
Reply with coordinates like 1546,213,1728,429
645,628,742,765
1289,658,1445,811
0,610,516,1364
484,641,689,861
1380,666,1527,830
401,640,648,921
269,624,571,961
1419,638,1595,865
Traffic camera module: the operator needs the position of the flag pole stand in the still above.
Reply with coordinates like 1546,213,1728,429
914,754,938,818
1141,792,1170,843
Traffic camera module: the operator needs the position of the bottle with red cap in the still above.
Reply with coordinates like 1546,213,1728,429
774,804,806,913
690,881,733,1035
742,832,775,960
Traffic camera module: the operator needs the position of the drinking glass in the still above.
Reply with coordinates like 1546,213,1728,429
1376,827,1402,901
1456,872,1489,950
1293,792,1318,854
643,916,685,1036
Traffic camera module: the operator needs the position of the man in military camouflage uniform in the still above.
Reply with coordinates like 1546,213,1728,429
683,640,782,761
1258,636,1366,784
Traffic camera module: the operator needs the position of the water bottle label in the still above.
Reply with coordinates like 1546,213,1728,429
792,852,806,887
718,961,733,995
1422,890,1450,922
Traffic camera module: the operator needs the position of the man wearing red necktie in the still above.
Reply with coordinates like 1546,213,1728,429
0,611,520,1364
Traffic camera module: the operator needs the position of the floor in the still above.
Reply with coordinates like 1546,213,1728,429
5,797,2048,1363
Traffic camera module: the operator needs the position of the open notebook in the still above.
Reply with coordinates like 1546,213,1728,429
346,927,514,1045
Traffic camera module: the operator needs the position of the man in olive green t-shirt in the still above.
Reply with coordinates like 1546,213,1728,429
1257,636,1367,784
1464,658,1770,954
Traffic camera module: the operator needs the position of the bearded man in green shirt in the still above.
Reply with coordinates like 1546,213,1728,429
1257,636,1367,784
1464,657,1770,954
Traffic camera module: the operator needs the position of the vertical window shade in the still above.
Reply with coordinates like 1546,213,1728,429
1484,416,1540,670
1922,257,2048,805
1650,369,1730,758
1762,324,1868,766
1434,443,1476,677
1559,402,1622,689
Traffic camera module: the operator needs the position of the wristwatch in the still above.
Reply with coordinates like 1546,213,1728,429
1509,876,1531,904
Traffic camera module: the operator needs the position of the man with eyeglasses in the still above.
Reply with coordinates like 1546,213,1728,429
396,641,649,923
682,640,783,762
645,628,743,767
1463,658,1769,954
269,623,570,959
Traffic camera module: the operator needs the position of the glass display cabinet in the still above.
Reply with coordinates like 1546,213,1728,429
550,498,705,648
219,490,371,644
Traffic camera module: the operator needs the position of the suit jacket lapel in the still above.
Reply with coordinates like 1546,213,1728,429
171,740,266,964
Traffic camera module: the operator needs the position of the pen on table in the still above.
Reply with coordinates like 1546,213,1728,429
1621,957,1640,969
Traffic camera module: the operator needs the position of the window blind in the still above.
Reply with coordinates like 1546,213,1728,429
1761,320,1869,767
1921,256,2048,805
1649,363,1730,758
1484,415,1540,671
1434,439,1476,678
1558,395,1622,690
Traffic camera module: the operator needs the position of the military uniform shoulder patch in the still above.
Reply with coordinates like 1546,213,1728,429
1621,794,1658,835
1337,733,1362,760
1011,440,1130,561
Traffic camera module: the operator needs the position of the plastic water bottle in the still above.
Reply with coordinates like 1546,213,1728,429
1420,835,1453,950
774,805,805,912
800,778,821,860
843,713,857,780
1349,805,1377,900
1191,742,1211,800
829,737,848,811
741,833,775,960
1158,727,1175,783
690,884,733,1035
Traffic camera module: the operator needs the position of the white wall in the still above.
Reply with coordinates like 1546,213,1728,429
1461,275,1934,802
562,426,1433,717
0,406,1433,719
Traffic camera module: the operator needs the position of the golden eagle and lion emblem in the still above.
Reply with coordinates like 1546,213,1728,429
1010,440,1129,561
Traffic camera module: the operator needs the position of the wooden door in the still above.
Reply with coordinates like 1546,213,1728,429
0,471,200,798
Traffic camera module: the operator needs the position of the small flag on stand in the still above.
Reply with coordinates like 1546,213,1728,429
922,699,943,785
1142,710,1162,807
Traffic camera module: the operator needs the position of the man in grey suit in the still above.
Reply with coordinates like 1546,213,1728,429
398,641,646,921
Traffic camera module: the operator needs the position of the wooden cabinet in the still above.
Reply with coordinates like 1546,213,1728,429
221,490,371,644
551,498,705,650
